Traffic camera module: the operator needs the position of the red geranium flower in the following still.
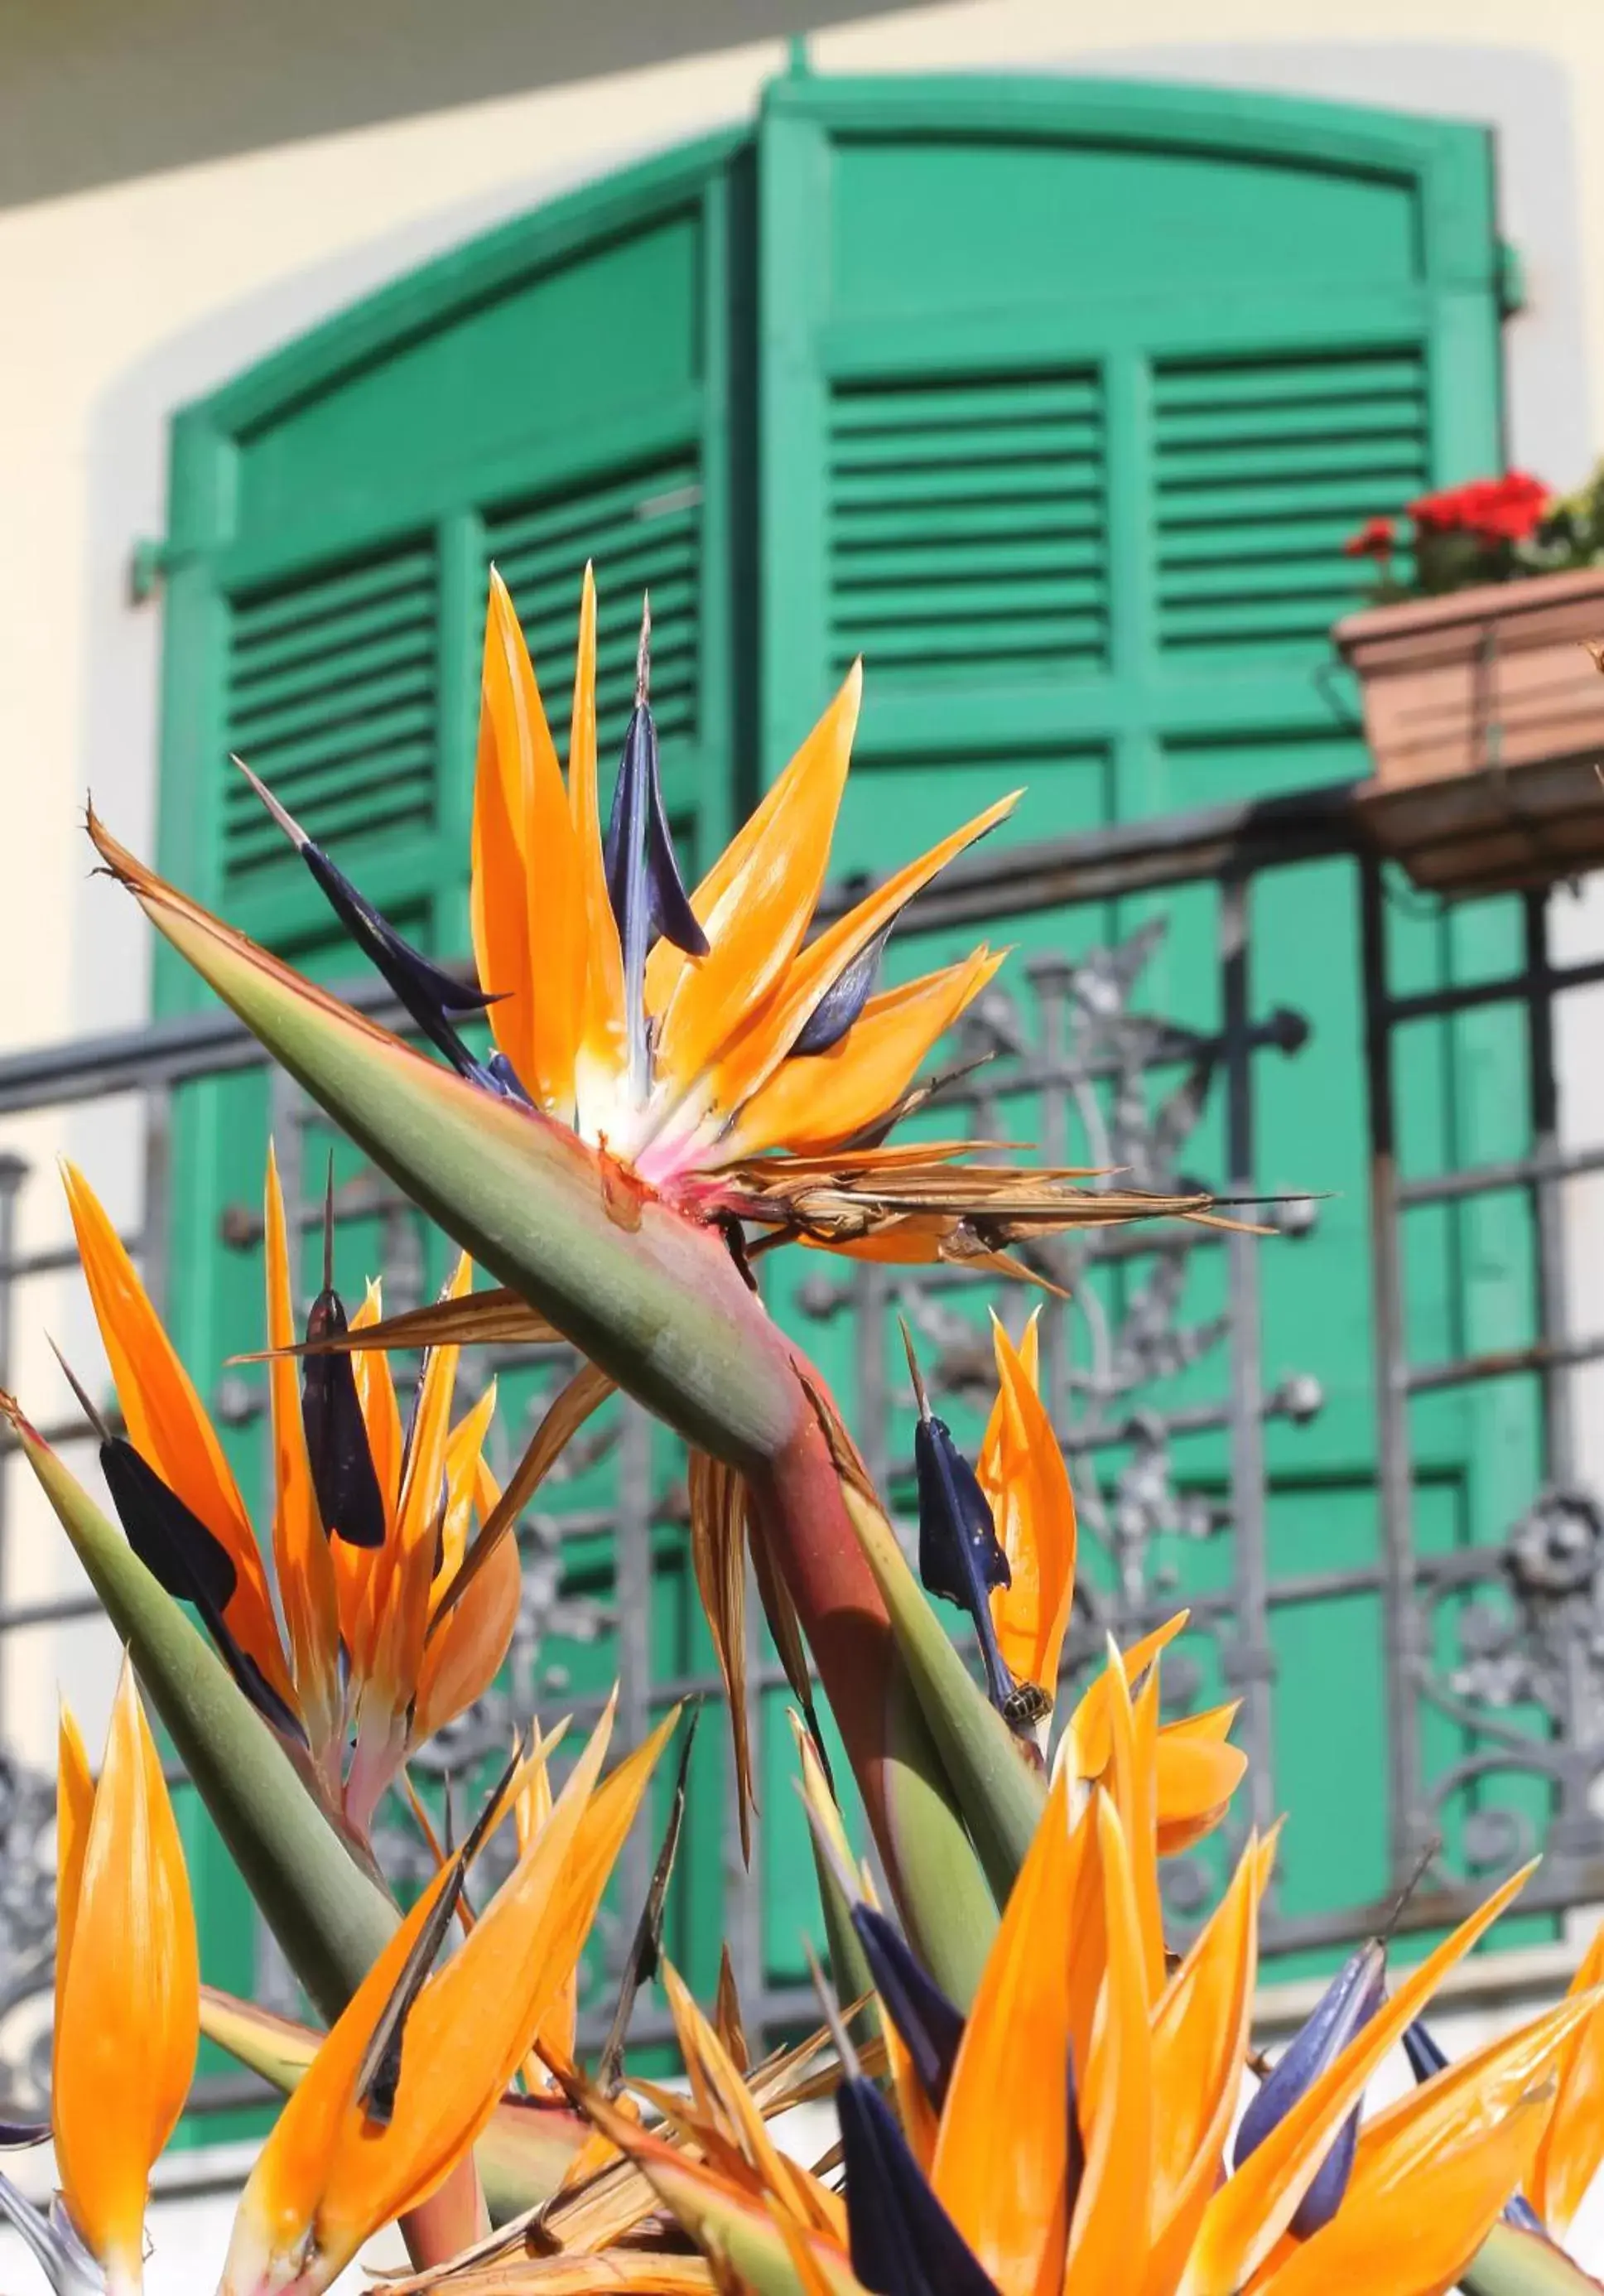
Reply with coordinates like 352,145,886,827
1407,470,1550,544
1342,515,1395,561
1408,482,1474,533
1474,470,1550,541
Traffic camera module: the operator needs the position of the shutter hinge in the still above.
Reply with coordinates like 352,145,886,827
1497,239,1526,318
128,538,170,605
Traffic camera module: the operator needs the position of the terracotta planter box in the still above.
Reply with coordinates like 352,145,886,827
1332,566,1604,897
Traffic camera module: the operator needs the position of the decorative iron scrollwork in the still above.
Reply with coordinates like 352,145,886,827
1449,1488,1604,1729
0,1753,67,2111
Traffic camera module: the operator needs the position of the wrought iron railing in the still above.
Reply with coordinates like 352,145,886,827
2,775,1602,2115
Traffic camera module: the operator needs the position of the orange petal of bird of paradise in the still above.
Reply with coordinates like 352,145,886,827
1154,1711,1249,1857
1065,1791,1154,2291
511,1724,578,2084
1349,1985,1596,2200
1065,1615,1245,1854
355,1710,677,2237
1527,1916,1604,2236
55,1660,198,2285
567,565,628,1136
414,1391,519,1746
975,1308,1076,1704
1257,2098,1551,2296
1179,1858,1539,2296
717,948,1005,1167
1140,1831,1271,2296
1254,1995,1596,2296
650,663,861,1107
365,1255,474,1723
930,1768,1082,2296
53,1705,95,2104
471,567,585,1121
1101,1651,1166,2003
228,1698,677,2294
643,662,863,1025
642,789,1020,1173
63,1160,292,1705
336,1278,403,1676
1067,1613,1188,1776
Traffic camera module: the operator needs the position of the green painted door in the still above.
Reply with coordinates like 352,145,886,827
754,72,1534,1971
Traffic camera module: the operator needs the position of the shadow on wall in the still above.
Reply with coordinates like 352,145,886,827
0,0,923,210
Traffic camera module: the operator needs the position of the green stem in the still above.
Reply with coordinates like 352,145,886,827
399,2170,486,2271
1464,2226,1604,2295
14,1411,396,2020
834,1472,1046,1903
746,1404,999,2004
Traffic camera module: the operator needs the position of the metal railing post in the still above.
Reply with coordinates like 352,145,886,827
1361,854,1428,1884
1219,875,1277,1838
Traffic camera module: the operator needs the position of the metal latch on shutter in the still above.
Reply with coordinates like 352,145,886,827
128,538,171,605
1497,240,1526,317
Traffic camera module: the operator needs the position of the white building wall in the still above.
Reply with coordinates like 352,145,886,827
4,2,1604,2283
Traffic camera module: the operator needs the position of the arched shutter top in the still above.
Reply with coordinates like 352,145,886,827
155,128,752,987
757,73,1500,781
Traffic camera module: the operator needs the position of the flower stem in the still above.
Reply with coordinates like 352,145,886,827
746,1383,999,2005
398,2162,488,2274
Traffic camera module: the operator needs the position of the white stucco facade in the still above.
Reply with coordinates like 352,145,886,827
7,1,1604,2283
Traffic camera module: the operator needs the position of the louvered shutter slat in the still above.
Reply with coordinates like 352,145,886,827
220,539,439,890
836,537,1102,585
831,461,1099,512
1161,557,1380,603
229,547,436,641
230,623,432,711
832,420,1101,474
1160,437,1425,485
1157,397,1421,448
837,573,1104,622
485,470,701,560
825,370,1108,683
1159,522,1387,568
833,497,1099,547
1154,350,1428,656
1155,354,1425,410
229,669,435,758
484,453,702,747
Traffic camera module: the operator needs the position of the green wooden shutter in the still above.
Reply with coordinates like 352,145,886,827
152,133,754,2096
760,75,1501,771
757,72,1527,1970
